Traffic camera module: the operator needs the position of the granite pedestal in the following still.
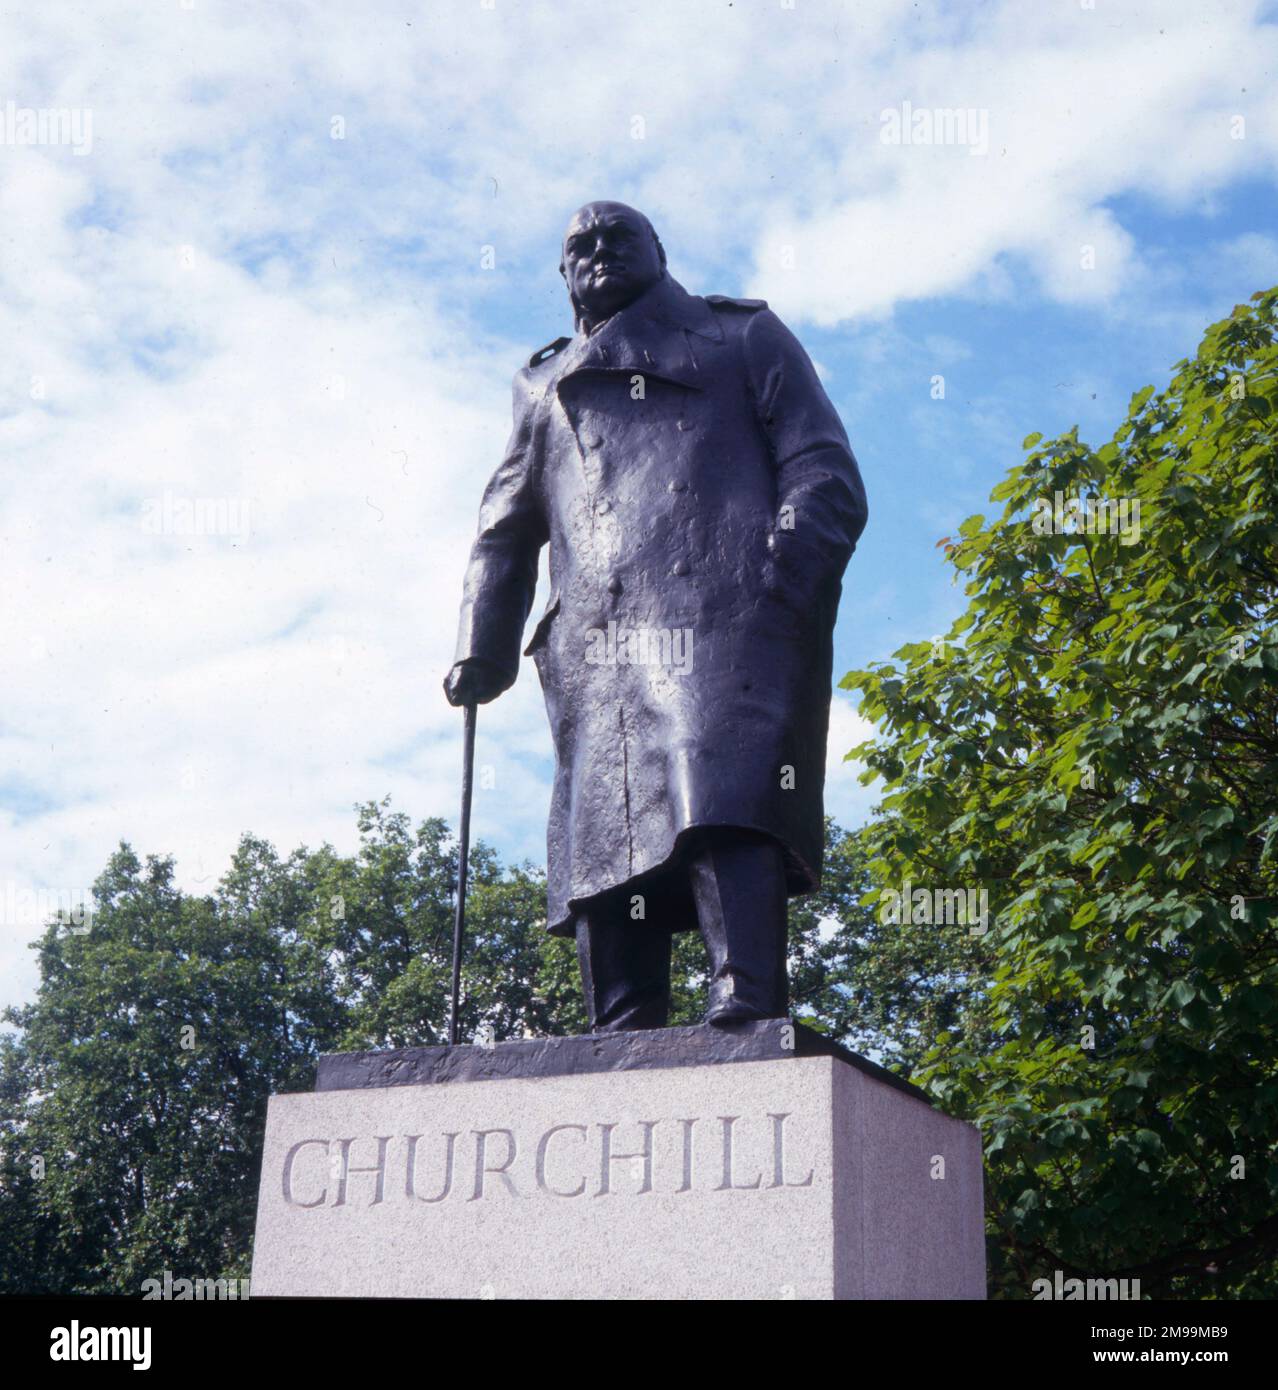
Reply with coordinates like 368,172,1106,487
250,1020,985,1300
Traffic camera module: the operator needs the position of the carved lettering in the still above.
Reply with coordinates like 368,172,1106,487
282,1138,329,1208
596,1120,657,1195
716,1115,762,1191
678,1117,697,1193
471,1128,519,1200
333,1136,390,1206
278,1112,810,1207
405,1132,458,1203
768,1112,813,1189
535,1124,588,1197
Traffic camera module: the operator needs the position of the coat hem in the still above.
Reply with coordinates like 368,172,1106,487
544,821,819,936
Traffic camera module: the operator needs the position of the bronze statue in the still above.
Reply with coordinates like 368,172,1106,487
445,201,867,1032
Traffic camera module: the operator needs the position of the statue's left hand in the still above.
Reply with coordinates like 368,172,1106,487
763,530,823,615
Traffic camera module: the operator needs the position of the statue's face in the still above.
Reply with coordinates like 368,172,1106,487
561,202,664,324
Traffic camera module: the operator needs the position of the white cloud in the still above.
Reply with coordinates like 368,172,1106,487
749,1,1278,322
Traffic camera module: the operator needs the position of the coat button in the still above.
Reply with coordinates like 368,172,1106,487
583,432,603,449
672,560,689,577
676,419,691,431
607,574,623,595
595,499,611,514
668,479,687,492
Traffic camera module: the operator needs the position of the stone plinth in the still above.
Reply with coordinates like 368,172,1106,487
251,1021,985,1300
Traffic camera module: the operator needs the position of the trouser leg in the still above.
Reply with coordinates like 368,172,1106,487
574,897,673,1032
690,830,789,1023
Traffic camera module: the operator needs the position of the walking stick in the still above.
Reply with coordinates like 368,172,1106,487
448,701,477,1046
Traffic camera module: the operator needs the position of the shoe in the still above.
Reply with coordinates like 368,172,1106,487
705,995,774,1027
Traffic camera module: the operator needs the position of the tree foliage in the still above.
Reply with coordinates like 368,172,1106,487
841,288,1278,1298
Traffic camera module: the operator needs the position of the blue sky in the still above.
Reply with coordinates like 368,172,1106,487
2,0,1278,1006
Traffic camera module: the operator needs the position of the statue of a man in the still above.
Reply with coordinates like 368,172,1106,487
445,201,867,1032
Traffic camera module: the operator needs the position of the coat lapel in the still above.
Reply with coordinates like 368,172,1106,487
549,275,722,394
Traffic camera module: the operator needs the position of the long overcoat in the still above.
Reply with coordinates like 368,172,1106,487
454,273,867,935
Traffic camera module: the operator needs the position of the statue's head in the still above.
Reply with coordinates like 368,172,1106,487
560,201,666,329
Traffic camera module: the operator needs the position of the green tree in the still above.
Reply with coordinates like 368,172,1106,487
787,821,988,1074
0,840,345,1293
306,798,576,1048
0,1031,63,1293
842,288,1278,1298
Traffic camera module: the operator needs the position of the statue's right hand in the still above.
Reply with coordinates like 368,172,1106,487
443,658,507,707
